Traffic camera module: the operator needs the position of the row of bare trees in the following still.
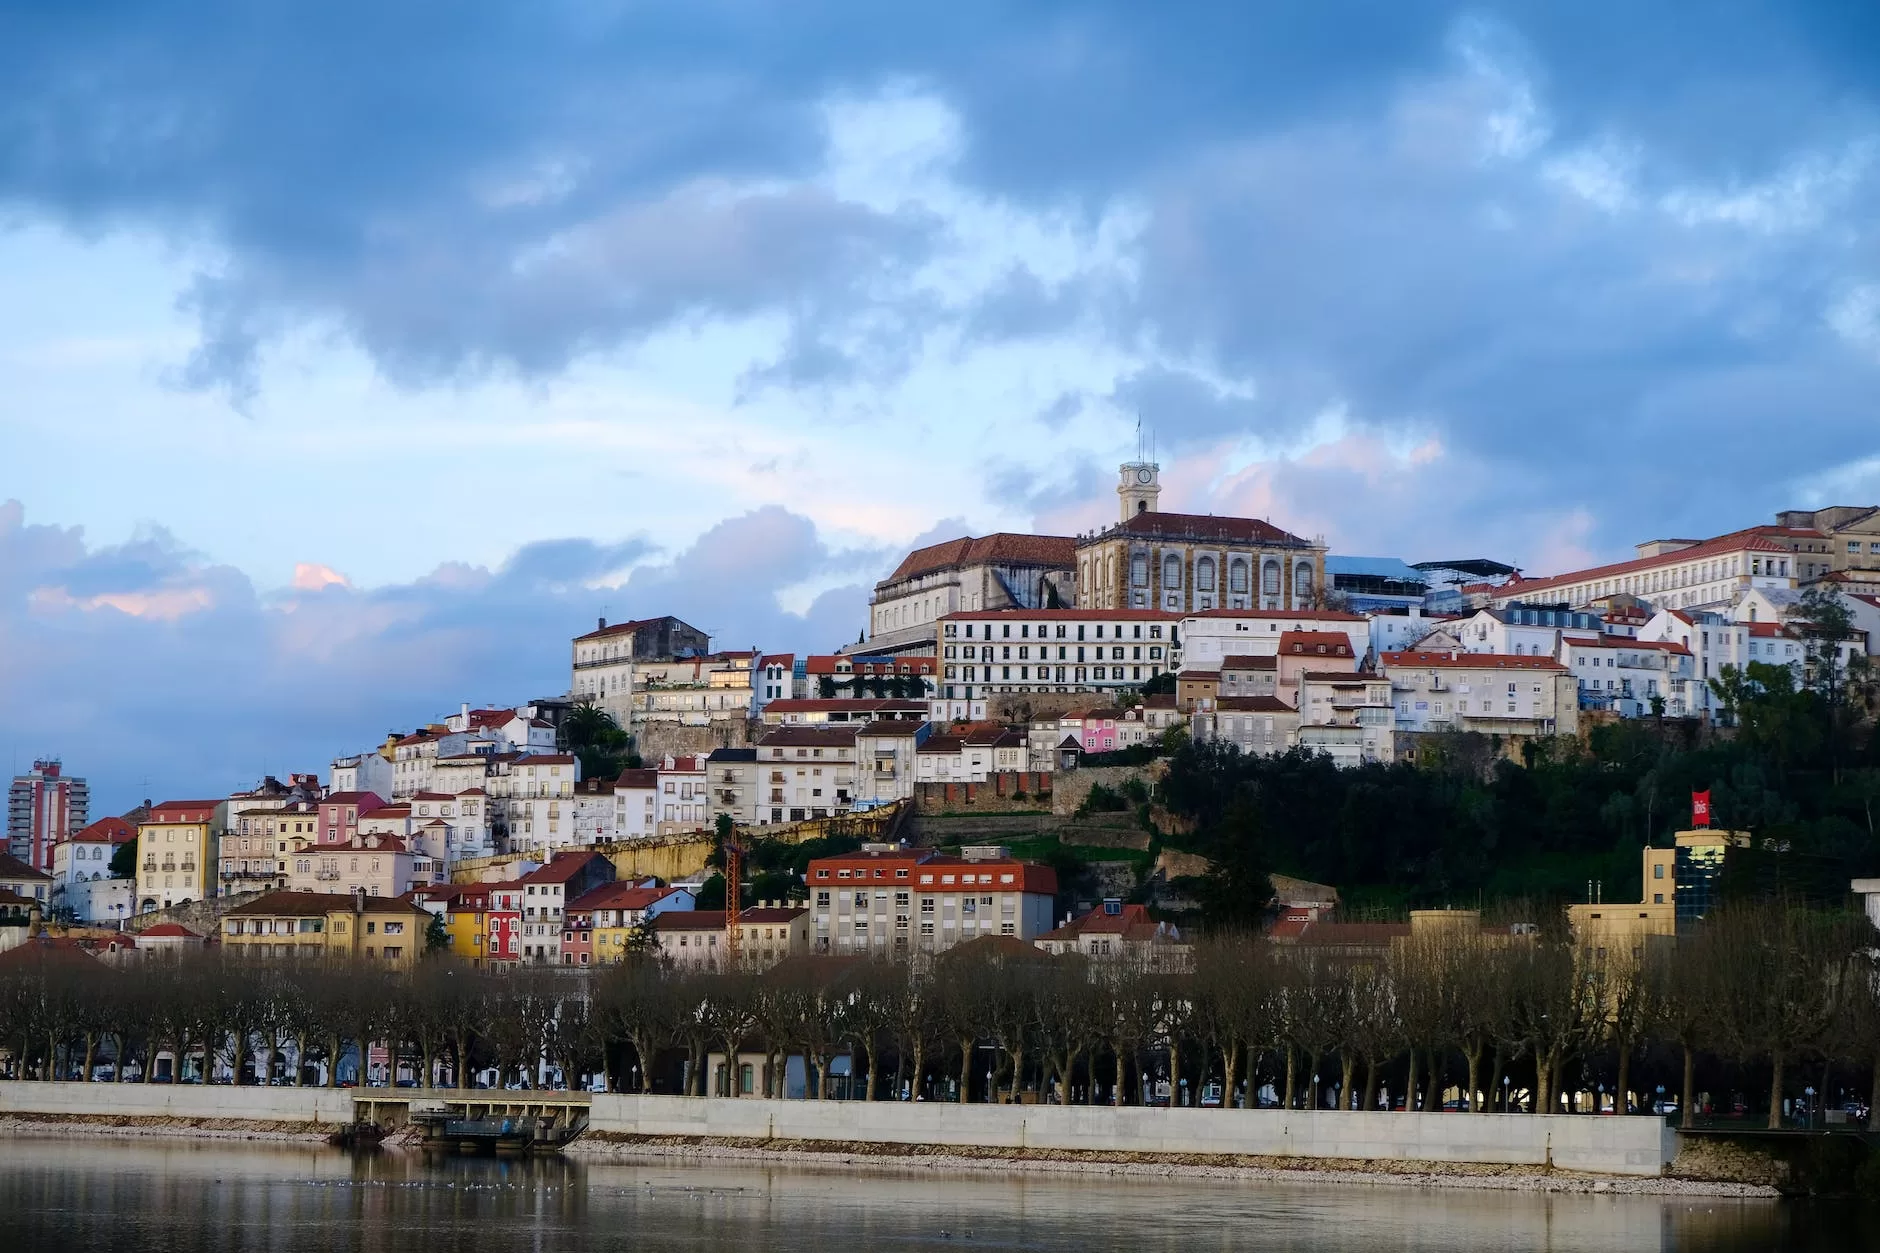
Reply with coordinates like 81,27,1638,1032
2,904,1874,1128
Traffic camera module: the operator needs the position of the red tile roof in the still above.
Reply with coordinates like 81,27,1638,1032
226,890,428,917
146,801,221,824
1381,650,1567,672
1278,630,1354,657
943,609,1180,622
1214,695,1296,712
765,698,928,714
1097,511,1314,548
1562,636,1692,655
68,817,135,845
567,883,683,914
886,534,1077,584
1219,655,1278,671
758,727,861,748
1186,608,1365,622
517,852,610,885
137,923,202,939
572,616,666,642
1495,528,1793,598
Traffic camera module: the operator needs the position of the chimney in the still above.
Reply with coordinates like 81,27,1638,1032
598,616,607,631
353,886,366,914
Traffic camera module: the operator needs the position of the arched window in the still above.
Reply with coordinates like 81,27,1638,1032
1229,558,1249,594
1197,556,1216,592
1294,564,1313,603
1131,554,1149,587
1162,554,1182,589
1262,560,1281,597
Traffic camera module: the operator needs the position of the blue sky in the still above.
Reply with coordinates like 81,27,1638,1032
4,2,1879,812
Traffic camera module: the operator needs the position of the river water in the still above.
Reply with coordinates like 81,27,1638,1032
0,1139,1866,1252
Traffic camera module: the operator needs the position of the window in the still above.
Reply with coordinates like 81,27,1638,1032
1262,560,1280,597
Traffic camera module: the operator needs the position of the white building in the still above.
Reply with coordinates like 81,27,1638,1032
330,751,394,801
654,754,710,835
50,816,135,921
939,609,1180,703
1487,529,1800,615
1296,672,1397,765
504,755,581,854
1558,635,1698,717
913,725,1028,785
568,615,713,725
756,728,860,823
1381,650,1579,737
1364,608,1450,658
1418,604,1604,658
866,534,1077,658
611,769,659,842
1178,609,1370,672
853,721,929,806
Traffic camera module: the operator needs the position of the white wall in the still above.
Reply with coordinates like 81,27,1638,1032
0,1081,354,1123
587,1095,1675,1177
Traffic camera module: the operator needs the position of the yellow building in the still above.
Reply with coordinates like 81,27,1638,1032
1567,830,1750,959
136,799,224,913
220,889,431,967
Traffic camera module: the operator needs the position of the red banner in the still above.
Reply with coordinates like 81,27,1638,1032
1692,790,1711,828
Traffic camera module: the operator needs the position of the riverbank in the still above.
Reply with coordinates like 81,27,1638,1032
567,1132,1781,1197
0,1112,331,1143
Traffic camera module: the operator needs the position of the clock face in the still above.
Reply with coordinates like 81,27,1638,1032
1136,467,1153,485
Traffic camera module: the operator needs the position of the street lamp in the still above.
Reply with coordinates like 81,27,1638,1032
1503,1075,1511,1114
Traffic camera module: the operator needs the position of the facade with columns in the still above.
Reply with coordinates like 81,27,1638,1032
1075,461,1328,614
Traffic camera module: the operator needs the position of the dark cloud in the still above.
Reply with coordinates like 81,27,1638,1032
0,499,865,814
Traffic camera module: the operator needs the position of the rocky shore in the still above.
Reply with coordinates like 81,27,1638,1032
0,1112,333,1143
567,1132,1781,1198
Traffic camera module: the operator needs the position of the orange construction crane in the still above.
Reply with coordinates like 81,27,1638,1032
722,839,742,963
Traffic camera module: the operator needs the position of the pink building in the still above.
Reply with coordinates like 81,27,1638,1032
7,760,88,873
317,791,386,846
1061,708,1121,753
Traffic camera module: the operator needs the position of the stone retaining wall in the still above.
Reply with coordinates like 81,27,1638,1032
0,1081,354,1124
587,1095,1677,1178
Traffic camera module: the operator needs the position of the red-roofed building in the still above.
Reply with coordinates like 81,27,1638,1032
52,816,137,923
1077,460,1327,616
806,847,1057,956
135,799,225,913
868,532,1078,660
761,697,928,726
935,609,1180,717
1380,651,1579,737
569,615,712,725
515,852,616,963
569,880,695,963
1485,527,1803,615
1035,900,1186,967
1177,608,1370,673
1275,630,1358,705
1559,634,1699,717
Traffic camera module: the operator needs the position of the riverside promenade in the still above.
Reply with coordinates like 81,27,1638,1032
0,1082,1678,1178
586,1095,1678,1178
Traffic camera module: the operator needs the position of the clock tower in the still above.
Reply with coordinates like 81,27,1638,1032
1117,461,1161,521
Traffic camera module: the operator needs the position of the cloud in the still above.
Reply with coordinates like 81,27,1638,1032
0,499,866,814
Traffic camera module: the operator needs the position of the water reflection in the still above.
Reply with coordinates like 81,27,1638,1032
0,1137,1857,1252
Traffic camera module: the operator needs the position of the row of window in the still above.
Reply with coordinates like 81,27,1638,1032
948,644,1162,662
945,622,1165,640
948,666,1151,684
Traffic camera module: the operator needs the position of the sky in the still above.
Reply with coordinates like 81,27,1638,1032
4,2,1880,813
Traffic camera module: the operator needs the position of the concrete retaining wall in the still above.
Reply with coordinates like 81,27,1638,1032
588,1096,1677,1178
0,1081,354,1124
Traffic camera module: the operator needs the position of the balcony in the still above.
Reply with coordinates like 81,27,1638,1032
314,870,342,881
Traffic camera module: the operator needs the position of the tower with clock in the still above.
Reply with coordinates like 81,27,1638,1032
1117,460,1160,521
